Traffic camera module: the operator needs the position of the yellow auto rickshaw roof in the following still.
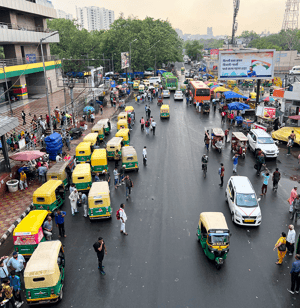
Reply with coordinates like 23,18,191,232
125,106,134,112
115,128,129,138
232,132,248,141
97,119,109,126
117,119,128,125
73,163,91,176
161,104,170,110
212,128,224,136
107,137,123,147
139,85,145,88
24,241,62,277
76,142,91,151
199,212,229,231
122,146,137,158
89,181,110,197
47,160,69,175
92,123,104,131
14,210,48,235
91,149,107,160
118,112,127,118
33,180,63,198
83,133,98,143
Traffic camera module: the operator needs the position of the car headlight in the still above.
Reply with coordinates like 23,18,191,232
257,214,262,219
235,210,242,218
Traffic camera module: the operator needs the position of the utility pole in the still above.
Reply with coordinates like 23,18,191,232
231,0,240,46
2,62,13,116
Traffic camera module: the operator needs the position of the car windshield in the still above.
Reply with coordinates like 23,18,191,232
196,89,210,96
163,91,169,94
236,193,258,207
168,78,177,84
208,234,229,245
258,137,274,144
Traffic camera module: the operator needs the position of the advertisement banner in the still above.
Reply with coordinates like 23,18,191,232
218,50,275,80
263,107,276,119
121,52,129,69
25,54,36,63
210,49,219,61
13,227,44,245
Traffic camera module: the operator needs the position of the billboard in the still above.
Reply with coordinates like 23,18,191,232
26,54,36,63
218,50,275,80
121,52,129,69
210,49,219,61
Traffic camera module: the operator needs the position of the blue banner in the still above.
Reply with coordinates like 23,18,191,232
26,54,36,63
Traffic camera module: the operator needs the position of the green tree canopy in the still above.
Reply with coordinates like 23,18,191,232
184,40,203,60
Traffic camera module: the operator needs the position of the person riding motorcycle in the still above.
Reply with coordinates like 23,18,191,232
202,154,208,170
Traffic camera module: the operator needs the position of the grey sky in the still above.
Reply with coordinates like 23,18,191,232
52,0,286,36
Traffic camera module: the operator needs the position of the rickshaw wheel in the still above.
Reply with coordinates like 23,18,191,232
59,288,63,301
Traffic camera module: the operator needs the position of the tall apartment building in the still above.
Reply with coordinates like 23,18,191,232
57,9,73,20
0,0,60,102
76,6,115,31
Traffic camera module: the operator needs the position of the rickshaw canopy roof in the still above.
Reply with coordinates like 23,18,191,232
92,123,104,131
91,149,107,160
117,119,128,125
33,180,63,198
76,142,91,151
83,133,98,144
72,163,91,177
161,104,170,111
107,137,123,147
14,210,48,235
199,212,229,232
47,161,69,176
232,132,248,141
125,106,134,112
115,128,130,139
97,119,109,127
118,112,127,118
122,146,137,158
212,128,224,136
89,181,110,198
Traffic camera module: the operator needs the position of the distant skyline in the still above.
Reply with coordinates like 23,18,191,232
52,0,287,36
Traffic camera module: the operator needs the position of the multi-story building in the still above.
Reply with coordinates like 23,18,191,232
76,6,114,31
0,0,60,102
56,9,73,20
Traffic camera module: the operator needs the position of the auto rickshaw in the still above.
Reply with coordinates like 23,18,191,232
139,84,145,92
118,112,128,121
202,102,210,114
91,149,108,173
117,119,128,131
180,84,187,93
249,92,256,99
254,85,265,96
83,133,99,149
106,137,123,160
115,128,130,146
24,241,65,305
143,80,150,88
133,81,140,90
211,128,224,153
181,67,185,75
157,95,163,106
184,77,193,85
121,146,139,171
231,132,248,158
33,180,65,212
227,80,237,89
47,160,71,187
97,118,110,134
91,124,105,141
13,210,48,256
76,142,92,163
160,104,170,119
88,181,112,220
125,106,134,114
197,212,230,269
72,163,92,191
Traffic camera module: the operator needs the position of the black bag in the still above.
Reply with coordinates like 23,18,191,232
77,200,82,208
130,179,133,187
278,244,286,251
254,164,258,170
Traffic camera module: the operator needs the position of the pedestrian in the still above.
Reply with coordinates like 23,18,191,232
143,146,147,166
287,225,296,256
122,175,133,200
287,254,300,294
69,183,75,194
8,271,22,306
137,94,140,103
94,173,100,182
118,203,128,235
230,113,234,125
272,168,281,191
131,110,135,126
290,130,296,146
128,116,132,130
189,95,193,105
19,171,28,191
38,163,47,184
21,111,26,125
93,237,107,275
260,171,270,196
185,91,189,105
119,166,125,185
79,192,88,217
52,115,57,130
2,277,17,308
232,154,239,173
221,111,226,124
145,105,148,115
140,117,145,131
145,119,150,135
100,105,103,115
54,209,66,238
219,163,225,187
7,252,25,282
151,119,156,135
147,106,151,119
289,187,298,213
0,257,9,283
65,133,71,151
113,167,119,189
69,188,79,216
43,215,53,240
291,195,300,220
225,128,230,143
256,153,266,175
273,232,287,265
287,136,293,155
103,170,111,186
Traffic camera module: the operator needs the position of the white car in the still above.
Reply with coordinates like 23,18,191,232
162,90,170,98
174,90,183,100
247,129,279,158
226,176,262,226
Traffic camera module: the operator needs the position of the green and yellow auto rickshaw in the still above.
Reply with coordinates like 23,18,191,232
197,212,231,269
91,124,105,141
121,146,139,171
76,142,92,163
97,118,110,135
91,149,108,173
72,163,92,191
115,128,130,146
106,137,123,160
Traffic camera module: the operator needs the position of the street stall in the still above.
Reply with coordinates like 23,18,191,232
255,106,276,132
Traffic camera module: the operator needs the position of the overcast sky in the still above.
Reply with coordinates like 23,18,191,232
52,0,286,36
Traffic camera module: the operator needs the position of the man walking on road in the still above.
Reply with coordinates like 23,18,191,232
54,209,66,238
143,146,147,166
260,171,270,196
287,225,296,256
287,254,300,294
122,175,133,200
119,203,128,235
93,237,107,275
147,106,151,119
225,128,230,143
79,192,88,217
256,153,266,175
21,111,26,125
232,154,239,173
140,117,145,131
272,168,281,191
151,119,156,135
114,167,119,189
145,119,150,135
219,163,225,187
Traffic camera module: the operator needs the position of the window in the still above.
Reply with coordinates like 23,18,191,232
78,177,84,180
126,156,133,160
33,277,45,282
95,200,103,205
208,234,229,245
196,89,210,96
37,197,45,202
252,134,256,142
236,193,257,207
79,151,85,154
51,176,58,179
258,137,274,144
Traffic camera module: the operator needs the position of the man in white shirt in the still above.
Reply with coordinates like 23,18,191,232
113,167,119,189
119,203,128,235
151,120,156,136
287,224,296,255
143,146,147,166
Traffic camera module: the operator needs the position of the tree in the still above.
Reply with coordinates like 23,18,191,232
238,31,260,46
184,40,203,60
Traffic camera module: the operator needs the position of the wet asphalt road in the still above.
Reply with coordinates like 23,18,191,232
2,65,300,308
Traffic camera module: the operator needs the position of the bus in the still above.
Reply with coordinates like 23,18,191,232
189,81,211,104
162,72,178,91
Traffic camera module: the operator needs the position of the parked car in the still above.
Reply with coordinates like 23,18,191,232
289,66,300,75
162,90,170,98
247,129,279,158
174,90,183,100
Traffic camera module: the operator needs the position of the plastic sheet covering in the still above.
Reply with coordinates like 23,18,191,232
272,127,300,145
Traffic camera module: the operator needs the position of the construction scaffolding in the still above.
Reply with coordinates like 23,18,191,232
282,0,300,30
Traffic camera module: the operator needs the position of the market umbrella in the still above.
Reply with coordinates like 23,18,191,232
214,87,230,92
227,102,242,110
10,150,45,161
238,102,251,110
263,96,275,102
223,91,248,100
83,106,95,113
147,67,154,71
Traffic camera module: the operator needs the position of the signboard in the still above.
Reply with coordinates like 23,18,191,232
13,227,44,245
210,49,219,61
218,50,275,80
91,67,103,88
252,123,267,131
263,107,276,119
121,52,129,69
25,54,36,63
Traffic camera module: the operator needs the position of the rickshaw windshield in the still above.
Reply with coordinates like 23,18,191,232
208,233,229,245
258,137,274,144
236,193,257,207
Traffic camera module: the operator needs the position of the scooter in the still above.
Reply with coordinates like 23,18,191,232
215,141,223,153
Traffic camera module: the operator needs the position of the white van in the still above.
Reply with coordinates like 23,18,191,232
226,176,262,226
149,77,161,85
289,66,300,75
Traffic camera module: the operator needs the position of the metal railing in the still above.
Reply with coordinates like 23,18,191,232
0,55,59,68
0,21,52,33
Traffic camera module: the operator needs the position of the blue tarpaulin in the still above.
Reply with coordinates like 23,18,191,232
227,102,250,110
224,91,248,100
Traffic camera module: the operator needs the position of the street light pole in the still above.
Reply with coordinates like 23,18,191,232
40,30,58,135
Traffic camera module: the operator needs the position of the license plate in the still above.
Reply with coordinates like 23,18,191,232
244,219,254,223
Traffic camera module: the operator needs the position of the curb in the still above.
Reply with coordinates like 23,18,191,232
0,204,33,246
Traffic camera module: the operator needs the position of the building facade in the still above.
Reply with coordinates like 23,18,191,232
56,9,73,20
76,6,114,31
0,0,61,102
